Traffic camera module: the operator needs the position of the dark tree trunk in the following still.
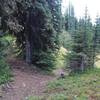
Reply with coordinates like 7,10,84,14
25,36,31,64
80,57,84,72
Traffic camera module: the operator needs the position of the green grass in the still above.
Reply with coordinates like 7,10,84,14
0,60,11,85
0,35,12,85
28,68,100,100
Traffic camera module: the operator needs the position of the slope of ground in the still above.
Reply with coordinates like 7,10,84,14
29,68,100,100
0,58,55,100
46,68,100,100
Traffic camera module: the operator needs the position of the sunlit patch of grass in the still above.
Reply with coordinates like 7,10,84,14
95,55,100,68
95,61,100,68
28,94,67,100
28,96,43,100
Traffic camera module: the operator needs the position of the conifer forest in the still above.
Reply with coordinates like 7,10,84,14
0,0,100,100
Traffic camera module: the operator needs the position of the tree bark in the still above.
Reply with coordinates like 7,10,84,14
80,56,84,72
25,36,31,64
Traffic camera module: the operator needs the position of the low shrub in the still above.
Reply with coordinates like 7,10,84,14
0,36,11,84
33,50,57,71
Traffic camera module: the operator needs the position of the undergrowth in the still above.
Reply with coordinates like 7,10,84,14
0,59,11,85
0,36,11,85
28,68,100,100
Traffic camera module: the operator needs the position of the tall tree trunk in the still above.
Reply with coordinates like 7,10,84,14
25,36,31,64
80,56,84,72
25,10,32,64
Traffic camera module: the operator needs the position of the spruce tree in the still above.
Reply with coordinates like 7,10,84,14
68,7,94,72
47,0,62,46
83,7,94,67
0,0,56,64
0,0,62,70
93,15,100,64
65,2,76,33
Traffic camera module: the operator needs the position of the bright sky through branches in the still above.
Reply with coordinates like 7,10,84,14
62,0,100,22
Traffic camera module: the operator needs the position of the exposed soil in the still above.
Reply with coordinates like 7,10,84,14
1,58,55,100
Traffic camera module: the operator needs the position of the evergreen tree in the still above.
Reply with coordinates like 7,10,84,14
47,0,62,46
83,7,94,67
0,0,56,64
69,23,88,72
93,15,100,64
68,7,94,72
0,0,62,70
65,2,76,33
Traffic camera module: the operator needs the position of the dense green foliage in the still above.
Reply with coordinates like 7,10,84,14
0,0,100,72
0,1,100,100
0,0,62,69
33,51,56,71
65,4,100,72
0,37,11,84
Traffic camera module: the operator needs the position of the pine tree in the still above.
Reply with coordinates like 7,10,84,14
93,15,100,64
69,22,88,72
0,0,59,69
0,0,53,62
65,2,76,33
47,0,62,46
83,7,94,67
68,7,94,72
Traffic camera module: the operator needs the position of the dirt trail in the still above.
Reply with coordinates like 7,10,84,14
1,58,55,100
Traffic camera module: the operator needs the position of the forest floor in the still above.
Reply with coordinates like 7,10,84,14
0,55,99,100
0,58,56,100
